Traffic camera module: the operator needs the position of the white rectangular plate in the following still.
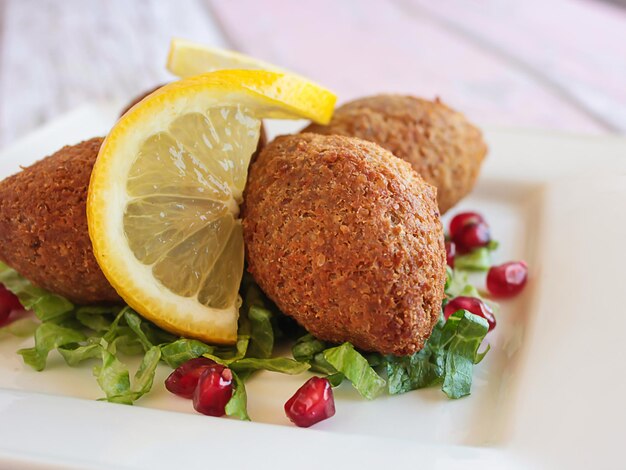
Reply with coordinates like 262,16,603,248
1,105,625,469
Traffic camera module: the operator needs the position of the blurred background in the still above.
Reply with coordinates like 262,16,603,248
0,0,625,146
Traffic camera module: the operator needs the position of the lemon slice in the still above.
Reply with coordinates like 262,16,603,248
88,70,336,344
167,38,307,82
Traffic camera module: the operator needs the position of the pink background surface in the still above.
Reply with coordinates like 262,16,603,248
0,0,625,145
211,0,626,134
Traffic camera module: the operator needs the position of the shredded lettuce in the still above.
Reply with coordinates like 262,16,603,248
247,306,274,359
323,343,386,400
225,370,250,421
292,334,327,362
18,323,86,371
386,311,489,398
292,334,337,375
444,267,489,300
160,339,214,368
230,357,310,375
0,317,39,338
454,247,492,271
95,345,133,404
1,257,493,416
58,340,102,366
439,311,490,398
0,262,73,322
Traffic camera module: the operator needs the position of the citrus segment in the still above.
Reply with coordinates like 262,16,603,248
88,70,336,344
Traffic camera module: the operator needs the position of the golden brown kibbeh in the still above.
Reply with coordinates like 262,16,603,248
304,95,488,214
243,133,446,356
0,138,121,304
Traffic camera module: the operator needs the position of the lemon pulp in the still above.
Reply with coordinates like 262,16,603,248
123,107,257,311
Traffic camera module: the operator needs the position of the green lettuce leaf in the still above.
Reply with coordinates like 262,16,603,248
445,268,488,300
76,310,114,333
18,323,86,371
160,339,214,368
58,341,102,366
247,305,274,359
0,262,74,322
95,345,132,404
225,369,250,421
128,346,162,400
230,357,310,375
454,247,492,271
292,334,327,362
326,372,345,387
124,310,154,351
323,343,386,400
0,317,39,338
109,334,144,356
291,334,338,375
95,344,161,404
487,240,499,251
102,308,128,342
439,310,489,399
386,347,442,395
386,311,489,399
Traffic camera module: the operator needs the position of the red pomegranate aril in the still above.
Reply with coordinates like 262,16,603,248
449,212,485,239
165,357,216,399
453,222,491,253
444,296,496,331
285,376,335,428
487,261,528,298
192,365,233,417
0,284,22,324
445,241,456,268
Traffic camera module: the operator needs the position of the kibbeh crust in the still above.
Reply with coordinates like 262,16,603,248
243,133,446,356
0,138,121,304
304,95,488,214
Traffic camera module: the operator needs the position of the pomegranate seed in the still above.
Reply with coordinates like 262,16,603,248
449,212,485,239
165,357,216,399
192,365,233,417
284,377,335,428
444,296,496,331
0,285,22,324
487,261,528,298
445,241,456,268
453,222,491,253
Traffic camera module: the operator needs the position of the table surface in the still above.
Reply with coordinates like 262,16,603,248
0,0,625,149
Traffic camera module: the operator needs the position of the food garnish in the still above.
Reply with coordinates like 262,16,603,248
192,363,234,417
284,377,335,428
167,38,294,78
449,211,492,253
487,261,528,297
87,70,336,346
165,356,216,398
444,296,496,331
1,252,497,418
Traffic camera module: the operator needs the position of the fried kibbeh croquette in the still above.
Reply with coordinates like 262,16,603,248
0,138,121,304
243,133,446,356
304,95,488,214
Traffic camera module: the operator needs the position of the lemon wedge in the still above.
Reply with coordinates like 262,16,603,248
167,38,308,82
88,70,336,344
